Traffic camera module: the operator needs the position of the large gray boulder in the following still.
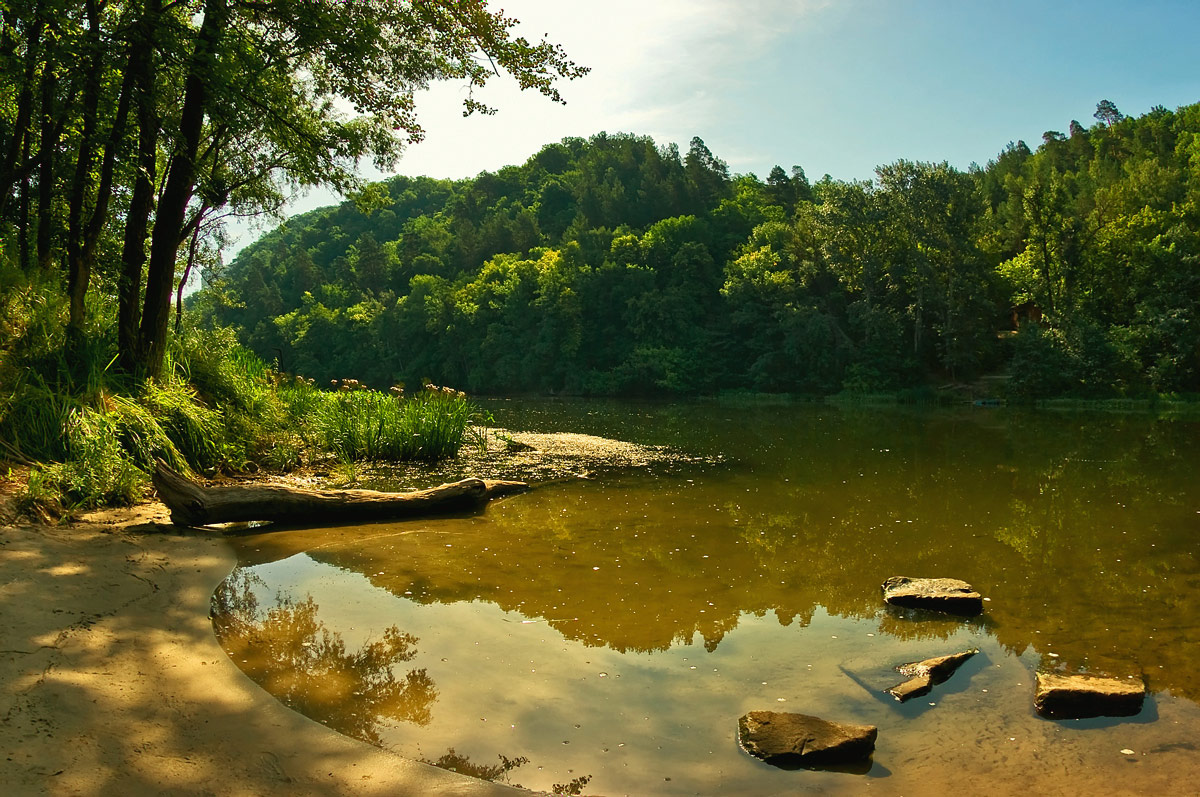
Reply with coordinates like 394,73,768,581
1034,672,1146,719
881,576,983,616
887,649,978,702
737,711,877,766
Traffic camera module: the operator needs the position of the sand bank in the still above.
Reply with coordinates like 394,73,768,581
0,503,522,796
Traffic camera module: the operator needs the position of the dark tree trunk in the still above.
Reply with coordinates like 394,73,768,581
118,0,162,373
0,9,41,218
82,34,136,282
176,212,204,333
65,0,103,333
138,0,227,378
16,111,34,272
36,64,57,270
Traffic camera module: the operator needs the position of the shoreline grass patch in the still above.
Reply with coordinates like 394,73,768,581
290,379,485,464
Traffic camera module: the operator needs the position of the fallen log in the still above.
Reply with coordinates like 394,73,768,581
152,460,528,528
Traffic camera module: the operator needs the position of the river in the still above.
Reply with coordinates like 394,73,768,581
213,400,1200,795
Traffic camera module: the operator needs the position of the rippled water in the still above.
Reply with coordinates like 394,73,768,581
214,400,1200,795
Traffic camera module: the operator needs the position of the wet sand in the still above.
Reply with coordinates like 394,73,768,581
0,501,522,796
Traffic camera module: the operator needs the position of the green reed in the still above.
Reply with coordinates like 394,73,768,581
289,380,481,464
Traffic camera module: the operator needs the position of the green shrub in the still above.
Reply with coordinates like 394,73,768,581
1008,322,1148,399
1007,324,1075,399
169,327,274,416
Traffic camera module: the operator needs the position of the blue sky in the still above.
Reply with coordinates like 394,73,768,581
225,0,1200,252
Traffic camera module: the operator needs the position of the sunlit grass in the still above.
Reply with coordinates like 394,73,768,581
285,379,485,464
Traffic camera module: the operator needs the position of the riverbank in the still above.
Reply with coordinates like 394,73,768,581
0,499,522,796
0,425,703,795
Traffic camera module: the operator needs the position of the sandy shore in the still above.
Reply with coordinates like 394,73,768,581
0,502,524,796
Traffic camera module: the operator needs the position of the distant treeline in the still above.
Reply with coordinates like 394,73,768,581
197,101,1200,398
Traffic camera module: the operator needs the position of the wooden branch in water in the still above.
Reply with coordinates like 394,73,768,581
152,460,528,528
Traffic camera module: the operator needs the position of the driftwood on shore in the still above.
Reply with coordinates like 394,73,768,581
152,460,528,528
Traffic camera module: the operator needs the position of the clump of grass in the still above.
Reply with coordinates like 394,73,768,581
293,380,482,464
0,372,79,462
0,289,283,508
106,393,189,473
260,437,304,472
17,466,65,518
169,327,274,417
164,328,291,470
28,405,147,510
141,379,224,470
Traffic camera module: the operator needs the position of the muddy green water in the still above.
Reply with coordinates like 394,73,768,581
214,401,1200,795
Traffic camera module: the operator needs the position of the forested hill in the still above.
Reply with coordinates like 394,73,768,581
195,101,1200,398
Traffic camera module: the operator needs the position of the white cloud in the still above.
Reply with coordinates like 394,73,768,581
389,0,831,178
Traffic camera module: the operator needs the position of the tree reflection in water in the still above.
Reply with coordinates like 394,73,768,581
419,748,528,786
415,748,592,792
212,571,437,745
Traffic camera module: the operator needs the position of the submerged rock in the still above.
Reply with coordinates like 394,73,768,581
888,673,934,702
887,649,979,702
881,576,984,616
899,649,980,681
737,711,877,767
1034,673,1146,719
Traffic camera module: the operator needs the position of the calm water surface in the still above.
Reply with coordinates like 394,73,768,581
214,401,1200,795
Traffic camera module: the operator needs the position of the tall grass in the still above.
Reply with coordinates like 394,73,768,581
288,379,483,464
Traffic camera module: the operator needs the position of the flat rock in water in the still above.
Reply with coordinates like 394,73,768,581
899,649,979,681
1034,673,1146,719
888,673,933,702
737,711,877,767
887,649,978,702
881,576,983,616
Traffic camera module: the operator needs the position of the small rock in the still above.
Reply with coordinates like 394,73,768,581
888,673,933,702
881,576,983,616
738,711,877,767
1034,673,1146,719
898,649,979,681
887,649,978,702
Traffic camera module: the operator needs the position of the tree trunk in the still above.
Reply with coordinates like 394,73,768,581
36,63,57,270
66,0,103,333
117,1,161,372
176,213,203,332
17,129,33,272
138,0,226,378
0,8,41,218
151,460,528,527
82,32,136,284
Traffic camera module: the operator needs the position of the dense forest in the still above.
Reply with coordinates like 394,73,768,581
198,101,1200,398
